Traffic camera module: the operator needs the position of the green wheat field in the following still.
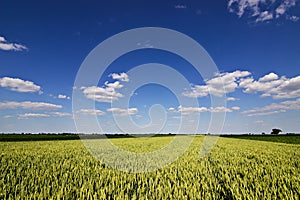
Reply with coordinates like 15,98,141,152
1,135,300,199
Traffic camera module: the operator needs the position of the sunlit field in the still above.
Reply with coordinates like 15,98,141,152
1,135,300,199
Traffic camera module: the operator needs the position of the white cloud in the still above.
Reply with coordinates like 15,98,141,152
228,0,268,17
3,115,13,119
287,15,299,21
209,106,233,113
184,71,300,100
3,111,72,119
183,70,251,98
50,112,72,117
17,113,50,119
0,101,62,110
182,85,209,98
76,109,106,116
275,0,297,18
0,36,6,42
175,4,187,9
228,0,298,22
81,83,123,103
231,106,241,110
0,77,42,93
258,72,279,82
242,98,300,116
104,81,123,89
58,94,70,99
110,72,129,82
107,107,138,116
82,72,129,102
168,107,176,112
0,35,27,51
227,97,240,101
256,11,273,22
174,105,237,114
178,105,208,115
240,73,300,99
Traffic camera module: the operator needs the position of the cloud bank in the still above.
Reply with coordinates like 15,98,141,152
183,71,300,100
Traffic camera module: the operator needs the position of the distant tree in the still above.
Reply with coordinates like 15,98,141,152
271,128,282,135
262,132,265,135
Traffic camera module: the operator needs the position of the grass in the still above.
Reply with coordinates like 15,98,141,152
222,134,300,144
1,135,300,199
0,133,79,142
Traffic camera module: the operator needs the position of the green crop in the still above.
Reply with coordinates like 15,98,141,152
0,136,299,199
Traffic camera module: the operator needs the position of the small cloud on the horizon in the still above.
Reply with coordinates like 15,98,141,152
242,98,300,116
107,107,138,116
0,101,62,110
50,112,72,117
17,113,50,119
76,109,105,116
169,105,239,115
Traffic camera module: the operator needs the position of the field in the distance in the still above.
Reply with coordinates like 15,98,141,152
1,134,300,199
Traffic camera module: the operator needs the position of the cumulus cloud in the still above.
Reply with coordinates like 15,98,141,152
178,106,208,115
168,107,176,112
242,98,300,116
76,109,105,116
184,70,300,100
81,83,123,103
231,106,241,111
240,72,300,99
16,112,72,119
58,94,70,99
104,81,123,89
0,77,42,93
81,73,129,102
107,107,138,116
17,113,50,119
0,36,6,42
171,105,238,115
227,97,240,101
183,70,251,98
50,112,72,117
228,0,299,22
3,111,72,119
258,72,279,82
0,35,28,51
0,101,62,110
209,106,233,113
110,72,129,82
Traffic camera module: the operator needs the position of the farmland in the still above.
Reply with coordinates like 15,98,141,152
1,135,300,199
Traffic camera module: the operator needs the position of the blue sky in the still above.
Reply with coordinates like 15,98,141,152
0,0,300,134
